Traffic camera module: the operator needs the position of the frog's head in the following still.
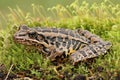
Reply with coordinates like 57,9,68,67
14,25,45,47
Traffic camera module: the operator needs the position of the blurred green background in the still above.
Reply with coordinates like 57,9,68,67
0,0,120,29
0,0,120,13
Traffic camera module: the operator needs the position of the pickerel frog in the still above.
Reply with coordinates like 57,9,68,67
14,25,112,65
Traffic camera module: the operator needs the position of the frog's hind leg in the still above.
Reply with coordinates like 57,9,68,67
76,29,112,49
76,29,103,43
70,41,112,65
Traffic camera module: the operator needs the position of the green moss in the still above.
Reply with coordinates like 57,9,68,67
0,0,120,79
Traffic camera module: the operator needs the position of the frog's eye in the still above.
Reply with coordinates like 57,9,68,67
37,34,45,41
28,31,37,38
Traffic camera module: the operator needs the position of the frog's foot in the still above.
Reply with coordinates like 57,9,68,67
70,41,112,65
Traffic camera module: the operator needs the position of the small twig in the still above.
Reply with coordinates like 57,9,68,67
4,64,14,80
53,67,63,78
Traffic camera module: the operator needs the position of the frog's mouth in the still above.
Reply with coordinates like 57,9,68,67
14,31,49,48
14,32,33,46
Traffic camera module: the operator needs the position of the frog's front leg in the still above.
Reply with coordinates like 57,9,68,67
48,49,66,78
70,41,111,65
48,49,64,62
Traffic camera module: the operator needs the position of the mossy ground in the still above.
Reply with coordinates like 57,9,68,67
0,0,120,80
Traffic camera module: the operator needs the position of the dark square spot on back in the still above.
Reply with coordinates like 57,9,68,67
52,28,58,33
89,45,98,56
51,37,56,42
80,51,87,57
47,36,56,42
56,42,60,48
46,36,50,40
65,37,69,41
51,42,54,45
72,39,76,45
60,29,68,35
42,28,51,32
69,30,75,37
67,40,71,49
62,42,66,47
57,36,63,42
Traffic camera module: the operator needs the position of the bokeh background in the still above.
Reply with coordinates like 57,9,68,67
0,0,120,14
